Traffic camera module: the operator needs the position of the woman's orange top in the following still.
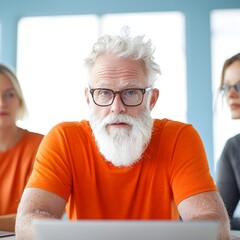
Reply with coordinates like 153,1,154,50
0,130,43,214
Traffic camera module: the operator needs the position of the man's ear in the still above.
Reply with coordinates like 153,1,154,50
85,87,90,105
150,88,159,110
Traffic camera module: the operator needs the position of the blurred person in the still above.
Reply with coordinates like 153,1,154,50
16,28,231,240
0,64,43,232
216,53,240,230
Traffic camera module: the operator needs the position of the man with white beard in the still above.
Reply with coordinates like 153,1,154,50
16,28,231,240
90,110,153,167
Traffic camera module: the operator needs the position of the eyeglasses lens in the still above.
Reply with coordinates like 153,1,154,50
222,83,240,95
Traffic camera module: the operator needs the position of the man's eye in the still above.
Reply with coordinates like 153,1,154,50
99,90,112,97
125,89,137,96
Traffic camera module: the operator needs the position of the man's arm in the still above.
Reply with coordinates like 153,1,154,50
15,188,66,240
178,190,231,240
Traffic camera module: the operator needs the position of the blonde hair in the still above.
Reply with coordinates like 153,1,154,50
0,63,27,120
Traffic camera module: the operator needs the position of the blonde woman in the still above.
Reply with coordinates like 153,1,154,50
0,64,43,232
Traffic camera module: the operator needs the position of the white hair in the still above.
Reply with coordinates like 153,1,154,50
85,26,161,86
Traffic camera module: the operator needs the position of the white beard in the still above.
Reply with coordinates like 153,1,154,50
89,110,153,167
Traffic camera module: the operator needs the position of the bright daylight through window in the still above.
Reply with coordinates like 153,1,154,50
17,12,186,135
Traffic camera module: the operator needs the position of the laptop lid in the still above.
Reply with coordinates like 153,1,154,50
33,220,219,240
0,231,15,238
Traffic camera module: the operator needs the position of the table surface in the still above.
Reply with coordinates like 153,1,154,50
3,231,240,239
232,230,240,238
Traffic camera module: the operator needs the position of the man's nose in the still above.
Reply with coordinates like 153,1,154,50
110,94,126,113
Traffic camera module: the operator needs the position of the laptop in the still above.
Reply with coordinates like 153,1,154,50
33,219,219,240
0,231,15,238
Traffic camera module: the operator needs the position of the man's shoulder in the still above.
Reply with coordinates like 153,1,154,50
152,119,196,146
154,118,192,131
53,120,91,132
45,120,92,141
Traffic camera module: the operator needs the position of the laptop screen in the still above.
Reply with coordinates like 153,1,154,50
32,219,219,240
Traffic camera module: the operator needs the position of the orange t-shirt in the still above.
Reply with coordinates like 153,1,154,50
0,130,43,215
27,119,216,220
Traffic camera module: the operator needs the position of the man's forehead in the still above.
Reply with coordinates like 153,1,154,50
94,53,144,67
91,54,147,77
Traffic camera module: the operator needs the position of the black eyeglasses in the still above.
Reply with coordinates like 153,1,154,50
221,83,240,96
89,87,152,107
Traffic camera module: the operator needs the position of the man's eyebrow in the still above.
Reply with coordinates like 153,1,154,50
120,83,145,88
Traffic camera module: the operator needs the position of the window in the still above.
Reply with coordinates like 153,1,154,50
17,15,99,134
101,12,186,122
17,12,186,134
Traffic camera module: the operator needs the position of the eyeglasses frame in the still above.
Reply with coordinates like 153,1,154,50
89,86,152,107
221,83,240,96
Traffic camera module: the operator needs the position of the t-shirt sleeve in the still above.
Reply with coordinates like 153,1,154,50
26,124,72,201
169,124,217,205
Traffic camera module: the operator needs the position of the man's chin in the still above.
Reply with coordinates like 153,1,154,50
99,136,144,167
105,126,132,139
90,110,153,168
106,123,131,133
